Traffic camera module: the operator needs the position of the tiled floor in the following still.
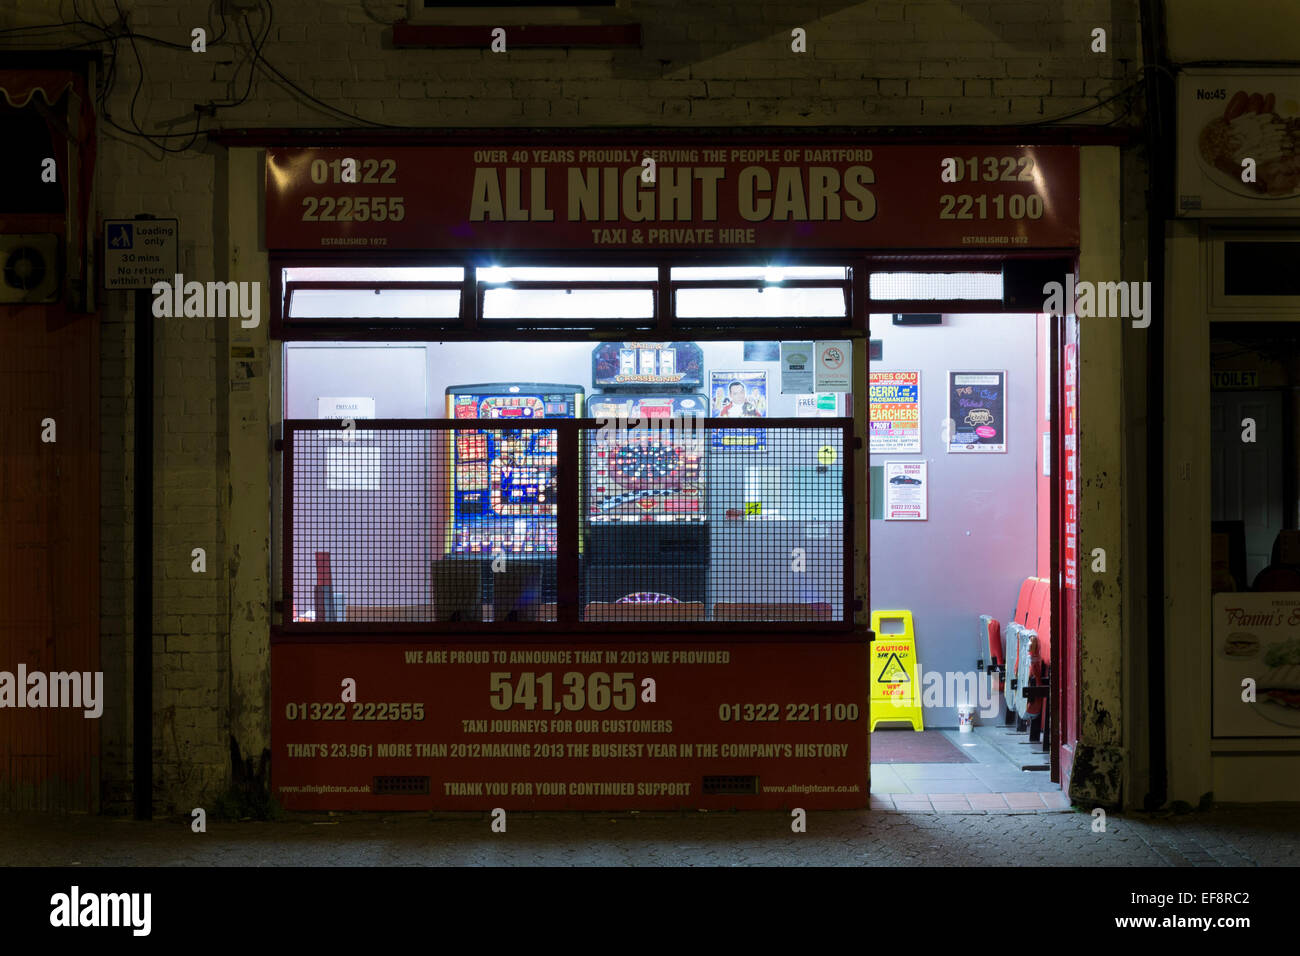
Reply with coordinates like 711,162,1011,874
870,725,1068,812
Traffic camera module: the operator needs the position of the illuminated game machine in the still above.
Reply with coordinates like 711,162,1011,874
584,343,709,613
440,383,583,620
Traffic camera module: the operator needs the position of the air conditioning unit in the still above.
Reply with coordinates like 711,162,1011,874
0,234,61,304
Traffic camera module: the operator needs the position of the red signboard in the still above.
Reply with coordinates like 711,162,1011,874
265,145,1079,251
1063,342,1078,588
271,641,868,810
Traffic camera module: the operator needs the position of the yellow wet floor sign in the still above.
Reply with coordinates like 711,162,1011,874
870,609,924,732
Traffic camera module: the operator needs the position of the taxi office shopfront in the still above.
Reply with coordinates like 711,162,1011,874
236,134,1124,810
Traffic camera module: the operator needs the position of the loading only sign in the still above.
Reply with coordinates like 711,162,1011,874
104,218,178,290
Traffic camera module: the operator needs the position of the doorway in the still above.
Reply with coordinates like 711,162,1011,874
867,308,1071,808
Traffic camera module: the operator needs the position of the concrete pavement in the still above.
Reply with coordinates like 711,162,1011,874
1,805,1297,866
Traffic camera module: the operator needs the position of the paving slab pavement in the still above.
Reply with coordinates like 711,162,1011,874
1,806,1297,867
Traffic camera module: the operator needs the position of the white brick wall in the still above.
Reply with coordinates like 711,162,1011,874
2,0,1142,812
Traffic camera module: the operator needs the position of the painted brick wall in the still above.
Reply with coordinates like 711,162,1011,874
3,0,1142,812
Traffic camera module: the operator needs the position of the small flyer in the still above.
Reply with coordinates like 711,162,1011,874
794,393,842,417
884,461,928,520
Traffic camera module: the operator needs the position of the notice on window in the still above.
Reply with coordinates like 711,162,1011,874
814,341,852,392
318,397,376,420
883,461,927,520
869,371,921,453
948,371,1007,454
780,342,815,394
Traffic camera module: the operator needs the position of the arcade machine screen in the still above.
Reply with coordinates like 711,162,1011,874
445,384,583,556
586,394,707,522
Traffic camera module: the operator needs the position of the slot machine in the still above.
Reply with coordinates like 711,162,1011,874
440,383,583,621
584,343,710,610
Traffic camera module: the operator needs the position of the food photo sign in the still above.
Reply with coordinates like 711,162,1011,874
1212,592,1300,737
1178,70,1300,216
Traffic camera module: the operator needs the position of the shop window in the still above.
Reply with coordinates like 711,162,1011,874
675,286,846,319
1222,242,1300,296
869,271,1001,300
289,288,462,320
276,259,858,332
479,266,657,283
283,419,851,628
670,266,848,282
481,288,654,321
284,267,465,283
283,266,465,322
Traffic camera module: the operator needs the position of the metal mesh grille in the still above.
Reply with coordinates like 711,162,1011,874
581,425,844,622
373,776,431,795
290,428,440,623
285,421,848,626
702,775,759,795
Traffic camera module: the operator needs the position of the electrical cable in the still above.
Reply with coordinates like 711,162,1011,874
205,3,272,110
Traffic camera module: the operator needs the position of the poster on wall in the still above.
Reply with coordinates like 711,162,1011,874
869,371,921,453
710,370,767,449
947,371,1007,454
814,341,852,392
780,342,815,394
1212,593,1300,737
884,461,927,520
1176,70,1300,217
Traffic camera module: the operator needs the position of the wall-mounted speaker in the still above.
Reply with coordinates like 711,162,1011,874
0,234,61,304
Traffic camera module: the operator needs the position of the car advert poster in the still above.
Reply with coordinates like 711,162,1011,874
948,371,1007,454
869,371,921,453
1212,593,1300,738
884,461,927,520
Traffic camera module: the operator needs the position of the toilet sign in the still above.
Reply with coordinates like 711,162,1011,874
103,218,179,290
869,610,924,731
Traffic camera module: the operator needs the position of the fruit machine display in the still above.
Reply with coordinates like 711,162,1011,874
584,343,710,609
439,383,583,621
